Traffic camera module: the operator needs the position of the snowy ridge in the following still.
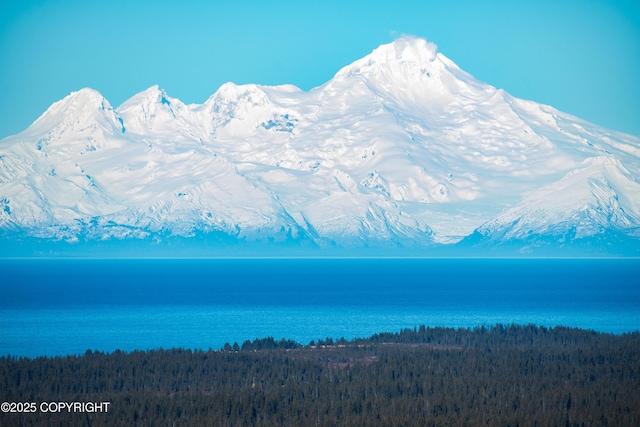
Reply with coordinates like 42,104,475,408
476,156,640,240
1,36,639,255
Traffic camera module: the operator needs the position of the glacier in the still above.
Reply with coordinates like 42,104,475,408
1,36,639,256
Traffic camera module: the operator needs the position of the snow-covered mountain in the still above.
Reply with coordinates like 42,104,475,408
1,36,639,256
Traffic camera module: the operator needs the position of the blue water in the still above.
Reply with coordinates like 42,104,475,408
1,258,639,358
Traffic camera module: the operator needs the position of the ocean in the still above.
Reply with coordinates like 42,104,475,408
1,258,639,358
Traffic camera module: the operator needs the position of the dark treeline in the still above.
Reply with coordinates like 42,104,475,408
1,324,639,426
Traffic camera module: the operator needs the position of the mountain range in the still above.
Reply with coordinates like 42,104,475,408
1,36,639,256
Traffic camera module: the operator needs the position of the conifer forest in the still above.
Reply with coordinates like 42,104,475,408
1,324,639,426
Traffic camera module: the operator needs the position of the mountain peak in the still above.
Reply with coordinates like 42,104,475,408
36,87,109,119
375,36,439,64
118,85,174,110
205,82,268,105
26,87,121,136
65,87,107,104
329,36,486,116
335,36,439,80
116,86,188,134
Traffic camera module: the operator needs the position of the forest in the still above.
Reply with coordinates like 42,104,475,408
1,324,639,426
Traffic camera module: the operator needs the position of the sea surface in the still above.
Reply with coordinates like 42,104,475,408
1,258,639,358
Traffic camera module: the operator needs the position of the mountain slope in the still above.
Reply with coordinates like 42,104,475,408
1,36,639,255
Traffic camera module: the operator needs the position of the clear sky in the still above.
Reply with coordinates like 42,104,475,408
0,0,638,139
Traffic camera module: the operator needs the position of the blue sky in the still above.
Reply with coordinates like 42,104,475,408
0,0,638,139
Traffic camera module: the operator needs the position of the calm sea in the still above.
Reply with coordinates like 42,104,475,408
1,258,639,358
